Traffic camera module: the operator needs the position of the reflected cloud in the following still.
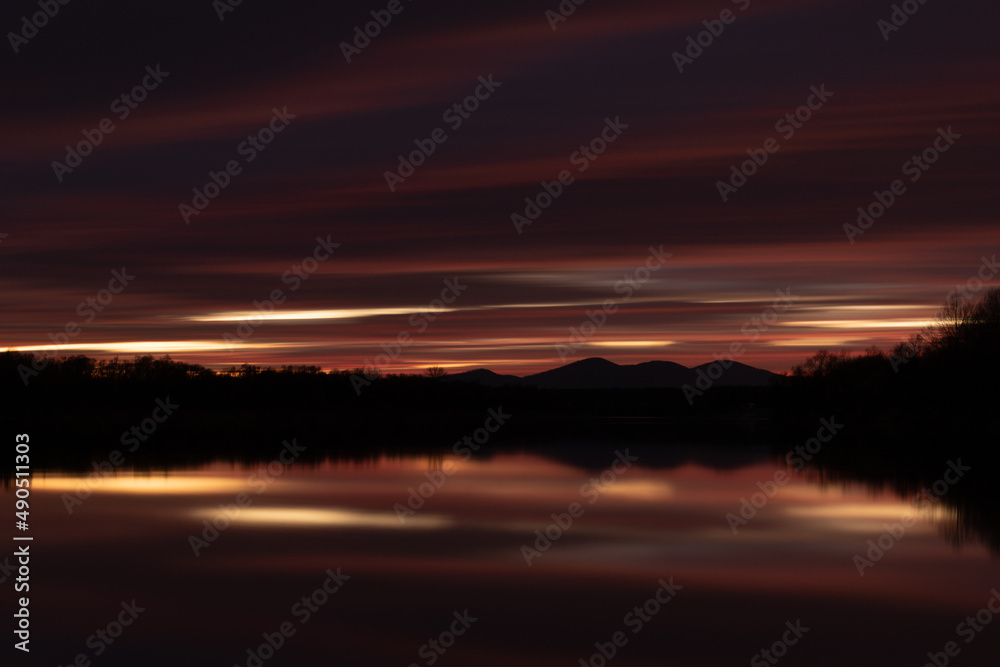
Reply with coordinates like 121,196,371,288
782,502,950,534
599,479,675,500
35,474,248,495
189,506,454,530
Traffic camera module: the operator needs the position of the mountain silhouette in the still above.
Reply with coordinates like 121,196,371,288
690,361,776,387
443,368,523,387
446,357,777,389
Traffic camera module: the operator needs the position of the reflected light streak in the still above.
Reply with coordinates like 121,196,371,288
599,480,675,500
35,475,248,494
190,506,454,530
784,503,920,519
782,502,951,532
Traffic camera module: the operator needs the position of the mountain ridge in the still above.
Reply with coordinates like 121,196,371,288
445,357,779,389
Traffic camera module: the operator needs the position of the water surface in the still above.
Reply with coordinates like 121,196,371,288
7,445,999,666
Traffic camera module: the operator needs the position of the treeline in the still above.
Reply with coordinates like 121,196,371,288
1,352,497,461
1,346,789,473
2,287,997,465
781,287,1000,434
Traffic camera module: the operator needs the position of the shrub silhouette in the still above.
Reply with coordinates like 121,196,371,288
787,286,1000,429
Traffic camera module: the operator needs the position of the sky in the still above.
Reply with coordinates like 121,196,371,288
2,0,998,375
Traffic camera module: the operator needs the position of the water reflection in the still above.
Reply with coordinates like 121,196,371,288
188,506,455,530
5,444,999,666
802,445,1000,555
19,440,1000,556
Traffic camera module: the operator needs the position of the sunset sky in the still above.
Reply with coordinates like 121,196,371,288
3,0,998,374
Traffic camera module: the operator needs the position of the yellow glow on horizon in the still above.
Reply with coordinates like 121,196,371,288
694,295,855,304
186,306,459,323
181,298,677,323
783,320,934,330
768,337,865,347
588,341,675,348
818,305,937,312
2,340,284,353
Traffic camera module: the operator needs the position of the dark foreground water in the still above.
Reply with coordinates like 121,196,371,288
5,444,999,666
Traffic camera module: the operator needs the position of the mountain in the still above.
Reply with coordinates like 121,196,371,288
444,368,523,387
446,357,778,389
524,357,623,389
692,361,776,387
